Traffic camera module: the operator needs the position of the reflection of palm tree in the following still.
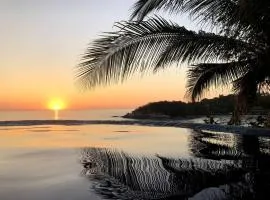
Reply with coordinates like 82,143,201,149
189,130,244,161
158,155,246,198
80,147,243,199
189,130,270,163
189,130,270,199
79,131,270,199
77,0,270,113
81,148,173,199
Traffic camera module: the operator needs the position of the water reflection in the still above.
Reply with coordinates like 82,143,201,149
80,130,270,199
189,130,270,199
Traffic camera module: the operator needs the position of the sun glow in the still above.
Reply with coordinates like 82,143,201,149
48,99,65,111
48,99,66,120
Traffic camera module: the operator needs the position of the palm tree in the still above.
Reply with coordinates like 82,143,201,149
77,0,270,124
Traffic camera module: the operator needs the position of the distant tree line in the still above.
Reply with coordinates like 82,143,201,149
124,95,270,119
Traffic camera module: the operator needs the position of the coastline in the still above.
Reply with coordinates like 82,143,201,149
1,119,269,136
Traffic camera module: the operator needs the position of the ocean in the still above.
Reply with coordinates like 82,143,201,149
1,109,270,199
0,109,131,121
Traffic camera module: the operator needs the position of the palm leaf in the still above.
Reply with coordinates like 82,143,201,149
76,17,252,89
153,30,252,71
130,0,184,20
186,61,252,101
131,0,237,25
131,0,270,40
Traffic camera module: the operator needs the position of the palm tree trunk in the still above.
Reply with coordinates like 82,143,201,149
228,95,251,126
228,108,241,125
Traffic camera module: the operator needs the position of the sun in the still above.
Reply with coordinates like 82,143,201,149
48,99,66,111
48,99,66,120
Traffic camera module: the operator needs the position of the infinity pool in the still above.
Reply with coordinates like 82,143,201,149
0,125,269,199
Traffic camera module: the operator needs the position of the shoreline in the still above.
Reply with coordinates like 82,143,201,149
1,119,270,136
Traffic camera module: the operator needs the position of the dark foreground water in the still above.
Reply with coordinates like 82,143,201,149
0,124,270,200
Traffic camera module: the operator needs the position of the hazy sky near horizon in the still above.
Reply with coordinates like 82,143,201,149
1,0,225,110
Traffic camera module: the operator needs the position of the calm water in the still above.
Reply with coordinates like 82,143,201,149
1,122,270,200
0,109,251,126
0,109,131,121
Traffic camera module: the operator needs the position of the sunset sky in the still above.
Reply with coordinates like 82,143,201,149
1,0,226,110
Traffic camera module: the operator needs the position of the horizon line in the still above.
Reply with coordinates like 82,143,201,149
0,108,133,111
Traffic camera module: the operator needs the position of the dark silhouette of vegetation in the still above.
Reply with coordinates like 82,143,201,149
77,0,270,118
124,95,270,119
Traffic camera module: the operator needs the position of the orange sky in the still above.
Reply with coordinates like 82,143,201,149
1,66,189,110
1,0,226,110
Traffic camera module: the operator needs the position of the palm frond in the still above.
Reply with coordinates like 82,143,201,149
77,17,252,89
77,17,183,88
131,0,270,40
130,0,184,21
153,30,252,71
131,0,238,27
186,61,251,101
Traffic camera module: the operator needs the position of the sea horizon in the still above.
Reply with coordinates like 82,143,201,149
0,109,132,121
